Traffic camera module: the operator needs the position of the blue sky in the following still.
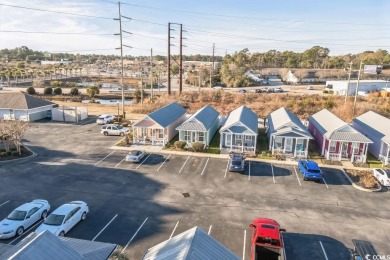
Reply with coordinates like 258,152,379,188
0,0,389,57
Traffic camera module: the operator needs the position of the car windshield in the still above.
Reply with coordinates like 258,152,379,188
44,214,65,226
7,210,27,221
129,151,140,156
116,125,123,129
309,169,321,173
98,116,106,119
232,160,242,166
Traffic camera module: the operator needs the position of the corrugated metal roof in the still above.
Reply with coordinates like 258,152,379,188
268,107,312,138
60,237,116,260
147,102,186,128
272,126,312,138
1,231,83,260
0,92,54,110
142,226,239,260
308,109,346,137
176,105,219,131
220,105,258,134
353,111,390,144
329,131,372,143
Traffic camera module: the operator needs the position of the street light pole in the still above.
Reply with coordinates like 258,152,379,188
353,61,363,116
344,61,353,105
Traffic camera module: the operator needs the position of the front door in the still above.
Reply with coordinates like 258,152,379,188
285,138,292,152
191,132,197,143
341,142,348,158
226,134,232,146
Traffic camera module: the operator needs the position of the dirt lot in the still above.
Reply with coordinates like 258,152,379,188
344,169,380,189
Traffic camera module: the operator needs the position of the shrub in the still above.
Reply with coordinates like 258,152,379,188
122,123,128,127
44,87,53,95
0,152,7,157
174,141,187,150
322,89,328,94
328,90,334,94
11,151,19,156
10,147,17,151
53,87,62,95
192,142,205,152
70,87,79,96
7,151,11,155
0,149,5,153
26,86,36,95
50,80,60,87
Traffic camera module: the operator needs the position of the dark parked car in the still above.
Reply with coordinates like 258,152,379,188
229,153,245,172
238,89,247,93
298,160,323,181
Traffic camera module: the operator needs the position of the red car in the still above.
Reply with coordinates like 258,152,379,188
249,218,286,260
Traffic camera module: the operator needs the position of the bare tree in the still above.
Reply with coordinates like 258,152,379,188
0,120,30,155
0,121,12,153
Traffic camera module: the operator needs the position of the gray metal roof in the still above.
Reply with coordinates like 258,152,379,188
308,109,346,137
353,111,390,144
176,105,219,131
268,107,312,138
142,226,239,260
147,102,186,128
220,105,258,134
0,92,54,110
0,231,116,260
329,131,372,143
271,126,312,138
1,231,83,260
59,237,117,260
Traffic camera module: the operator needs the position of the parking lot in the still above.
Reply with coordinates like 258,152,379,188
1,122,389,259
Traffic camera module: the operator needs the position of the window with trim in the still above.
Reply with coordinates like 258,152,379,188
184,131,189,141
329,141,336,152
296,139,304,151
198,132,205,142
158,129,163,139
275,137,283,148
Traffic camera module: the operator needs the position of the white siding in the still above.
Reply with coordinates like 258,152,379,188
166,114,187,141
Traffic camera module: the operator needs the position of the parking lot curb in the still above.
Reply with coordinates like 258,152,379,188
341,169,382,192
0,144,37,165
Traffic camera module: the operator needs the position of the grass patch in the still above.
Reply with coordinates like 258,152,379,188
206,131,221,154
256,128,272,158
344,169,380,189
366,153,382,168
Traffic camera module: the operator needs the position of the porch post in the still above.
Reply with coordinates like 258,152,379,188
321,138,325,156
271,136,274,154
387,145,390,165
220,133,223,150
294,138,297,157
327,139,331,160
241,135,244,153
364,143,367,162
305,139,309,158
339,142,342,161
230,134,233,151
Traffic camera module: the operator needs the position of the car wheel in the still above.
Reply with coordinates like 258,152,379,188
103,132,108,136
303,177,307,181
16,226,24,236
81,212,87,221
59,231,65,237
381,180,385,186
41,210,48,219
120,132,124,136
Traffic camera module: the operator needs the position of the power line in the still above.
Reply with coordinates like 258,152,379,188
48,48,116,53
0,30,112,35
0,3,114,20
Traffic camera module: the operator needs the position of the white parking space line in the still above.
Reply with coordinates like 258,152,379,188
208,225,212,235
95,150,115,166
121,217,149,253
169,221,180,239
248,161,251,180
92,214,118,241
0,200,9,207
179,156,190,174
201,157,210,176
9,219,44,245
294,167,302,186
242,229,247,260
271,164,276,183
322,177,329,189
156,154,171,172
224,160,229,178
319,241,329,260
136,154,152,169
115,157,126,168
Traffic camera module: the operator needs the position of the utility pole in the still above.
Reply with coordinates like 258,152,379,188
353,61,363,116
141,68,144,106
211,43,215,88
167,23,171,95
179,24,183,95
117,2,125,117
209,64,212,88
150,48,153,99
344,62,353,105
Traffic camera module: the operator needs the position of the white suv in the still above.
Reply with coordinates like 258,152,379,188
96,114,115,125
101,124,130,136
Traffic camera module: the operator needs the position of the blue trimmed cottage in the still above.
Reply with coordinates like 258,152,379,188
176,105,219,148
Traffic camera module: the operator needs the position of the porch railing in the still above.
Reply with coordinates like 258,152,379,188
325,149,340,161
352,154,365,163
379,154,389,166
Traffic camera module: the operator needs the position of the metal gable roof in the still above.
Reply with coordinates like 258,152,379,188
176,105,219,131
147,102,186,128
0,92,54,110
142,226,239,260
328,131,372,143
353,111,390,144
272,126,312,138
308,109,346,136
60,237,117,260
220,105,258,134
268,107,312,138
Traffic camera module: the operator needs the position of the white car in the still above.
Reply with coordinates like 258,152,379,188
358,91,368,97
96,114,115,125
35,201,89,237
307,86,314,90
0,199,50,239
126,150,146,163
101,124,130,136
372,168,390,186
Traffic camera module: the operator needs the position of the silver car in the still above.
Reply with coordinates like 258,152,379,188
101,124,130,136
96,115,115,125
126,150,146,163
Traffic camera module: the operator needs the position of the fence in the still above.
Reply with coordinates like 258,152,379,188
52,106,88,123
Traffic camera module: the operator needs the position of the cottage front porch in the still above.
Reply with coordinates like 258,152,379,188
324,140,369,163
133,127,167,146
270,136,310,159
220,133,257,154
